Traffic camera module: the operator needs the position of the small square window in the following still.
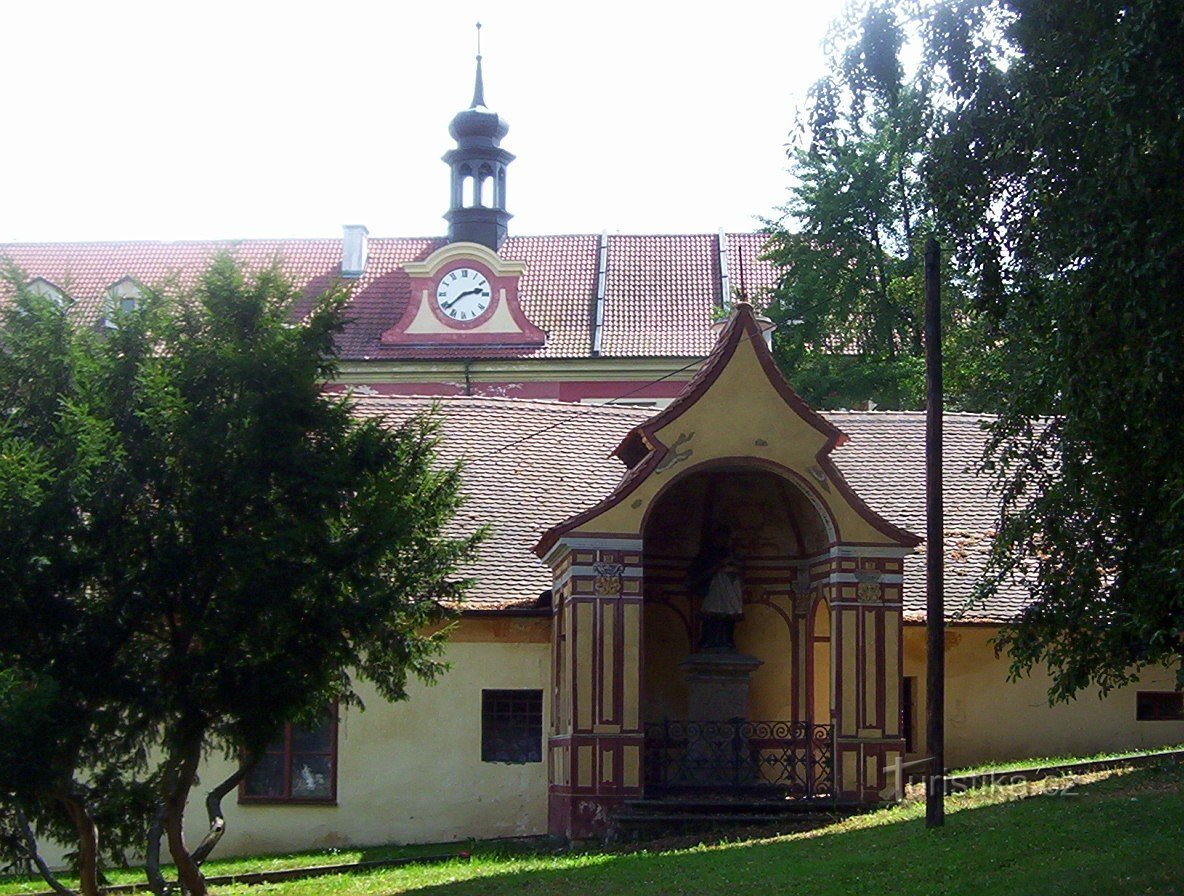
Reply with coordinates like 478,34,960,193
482,689,542,763
1136,691,1183,721
241,708,338,802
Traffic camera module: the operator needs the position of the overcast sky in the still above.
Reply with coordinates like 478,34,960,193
2,1,846,242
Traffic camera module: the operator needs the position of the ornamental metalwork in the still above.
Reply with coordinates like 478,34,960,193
644,718,834,798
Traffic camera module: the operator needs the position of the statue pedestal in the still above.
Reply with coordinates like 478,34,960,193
680,651,763,721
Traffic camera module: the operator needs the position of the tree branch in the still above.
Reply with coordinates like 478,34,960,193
11,804,76,896
189,761,254,867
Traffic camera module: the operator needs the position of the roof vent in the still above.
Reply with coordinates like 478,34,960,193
341,225,369,278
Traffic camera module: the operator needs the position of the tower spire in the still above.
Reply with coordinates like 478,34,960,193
471,22,485,108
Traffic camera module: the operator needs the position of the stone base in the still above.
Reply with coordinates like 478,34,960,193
680,650,763,721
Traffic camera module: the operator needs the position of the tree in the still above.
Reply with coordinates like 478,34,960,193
0,255,478,896
0,274,157,896
924,0,1184,698
763,1,1008,411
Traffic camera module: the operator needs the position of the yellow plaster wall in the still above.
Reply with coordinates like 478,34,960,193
903,624,1184,767
567,332,900,547
643,601,691,721
184,617,551,857
812,600,831,725
736,601,795,720
643,596,796,722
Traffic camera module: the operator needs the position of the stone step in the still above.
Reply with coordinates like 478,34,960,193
622,798,854,815
615,812,818,826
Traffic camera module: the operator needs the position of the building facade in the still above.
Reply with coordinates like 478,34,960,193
4,58,1182,854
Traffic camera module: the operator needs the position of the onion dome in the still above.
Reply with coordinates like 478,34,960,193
449,55,510,147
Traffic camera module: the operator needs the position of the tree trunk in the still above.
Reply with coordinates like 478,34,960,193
60,796,100,896
163,742,206,896
145,803,168,896
190,762,253,867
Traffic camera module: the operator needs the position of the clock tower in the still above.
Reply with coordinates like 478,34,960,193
381,27,542,351
443,27,513,250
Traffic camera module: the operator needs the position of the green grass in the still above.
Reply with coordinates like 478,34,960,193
0,840,530,895
217,764,1182,896
948,743,1184,776
6,760,1182,896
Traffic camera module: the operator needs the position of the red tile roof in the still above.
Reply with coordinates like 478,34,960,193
351,395,1022,622
0,234,773,362
828,411,1029,622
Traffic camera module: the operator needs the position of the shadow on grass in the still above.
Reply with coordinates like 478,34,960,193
399,764,1184,896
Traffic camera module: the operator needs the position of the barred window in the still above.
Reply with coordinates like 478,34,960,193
482,689,542,763
1136,691,1183,721
241,708,337,802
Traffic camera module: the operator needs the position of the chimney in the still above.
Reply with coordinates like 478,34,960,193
341,225,369,278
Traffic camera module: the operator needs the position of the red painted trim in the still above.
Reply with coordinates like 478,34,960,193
379,258,546,347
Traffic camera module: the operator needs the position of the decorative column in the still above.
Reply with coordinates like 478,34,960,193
822,548,907,802
545,537,644,839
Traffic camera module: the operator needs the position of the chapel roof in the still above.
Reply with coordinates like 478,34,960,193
0,233,776,362
350,394,1024,623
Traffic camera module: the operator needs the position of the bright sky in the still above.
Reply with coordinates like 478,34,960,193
1,1,846,242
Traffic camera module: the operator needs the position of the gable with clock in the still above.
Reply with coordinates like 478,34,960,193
380,241,546,348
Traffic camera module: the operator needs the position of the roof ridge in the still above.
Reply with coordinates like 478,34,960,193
348,394,656,415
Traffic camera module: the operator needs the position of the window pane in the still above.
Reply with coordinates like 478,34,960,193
482,690,542,763
243,753,285,797
291,716,333,753
290,754,333,798
1137,691,1184,721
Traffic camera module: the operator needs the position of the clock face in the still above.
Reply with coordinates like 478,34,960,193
434,267,491,322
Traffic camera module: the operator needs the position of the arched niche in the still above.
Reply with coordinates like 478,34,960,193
640,464,831,725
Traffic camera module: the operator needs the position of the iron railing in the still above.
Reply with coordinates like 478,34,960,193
644,719,834,798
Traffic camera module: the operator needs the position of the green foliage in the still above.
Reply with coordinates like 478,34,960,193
0,274,158,882
924,0,1184,698
764,2,1007,411
0,254,477,886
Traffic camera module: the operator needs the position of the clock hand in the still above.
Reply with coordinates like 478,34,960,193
442,287,490,309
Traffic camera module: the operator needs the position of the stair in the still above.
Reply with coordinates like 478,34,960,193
610,796,869,841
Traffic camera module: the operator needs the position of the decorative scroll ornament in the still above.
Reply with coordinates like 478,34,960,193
855,570,884,602
655,431,695,473
593,562,624,595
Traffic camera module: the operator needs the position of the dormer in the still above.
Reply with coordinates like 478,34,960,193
103,277,143,328
26,277,69,308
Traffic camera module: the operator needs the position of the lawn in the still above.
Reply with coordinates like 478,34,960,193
948,743,1184,777
5,760,1182,896
215,763,1182,896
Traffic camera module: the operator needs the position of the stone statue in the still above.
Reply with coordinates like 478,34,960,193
688,523,744,651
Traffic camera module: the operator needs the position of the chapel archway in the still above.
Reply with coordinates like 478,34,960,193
639,464,836,797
